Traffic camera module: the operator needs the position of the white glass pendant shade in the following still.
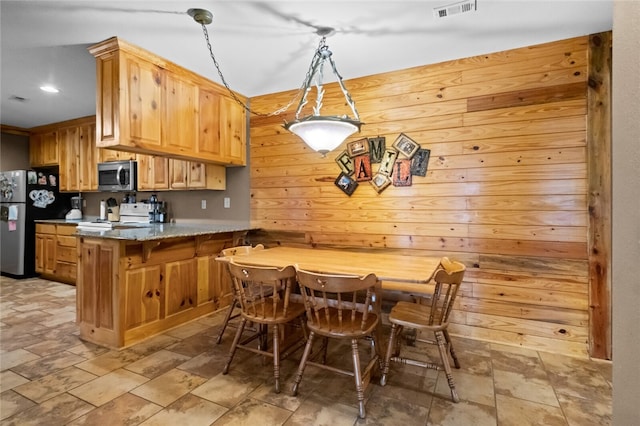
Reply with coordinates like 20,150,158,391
286,116,361,156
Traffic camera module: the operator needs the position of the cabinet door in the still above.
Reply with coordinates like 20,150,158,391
198,89,246,166
164,258,197,317
123,54,163,147
35,224,56,275
43,234,56,275
30,130,59,167
79,123,98,191
169,159,189,189
197,255,233,309
163,72,198,154
124,266,162,329
137,154,169,191
59,126,81,191
77,239,116,330
219,95,247,165
187,162,206,188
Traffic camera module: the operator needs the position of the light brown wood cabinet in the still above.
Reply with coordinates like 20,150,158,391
35,223,77,284
89,36,246,166
137,154,169,191
29,130,59,167
169,159,226,190
76,232,239,349
35,224,57,276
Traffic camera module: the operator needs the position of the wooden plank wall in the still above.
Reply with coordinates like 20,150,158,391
248,34,611,359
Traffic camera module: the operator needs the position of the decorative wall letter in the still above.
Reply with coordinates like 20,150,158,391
392,159,412,187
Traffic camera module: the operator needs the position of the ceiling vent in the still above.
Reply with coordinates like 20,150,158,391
434,0,477,18
9,95,28,102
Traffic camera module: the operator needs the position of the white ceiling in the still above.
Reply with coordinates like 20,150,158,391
0,1,612,129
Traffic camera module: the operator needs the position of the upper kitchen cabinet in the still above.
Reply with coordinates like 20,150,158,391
89,37,247,166
29,129,59,167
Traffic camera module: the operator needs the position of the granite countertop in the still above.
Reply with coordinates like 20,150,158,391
36,218,252,241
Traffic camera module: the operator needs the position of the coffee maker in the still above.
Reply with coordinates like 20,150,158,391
65,195,83,219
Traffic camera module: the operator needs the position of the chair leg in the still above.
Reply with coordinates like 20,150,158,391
223,318,247,375
380,323,400,386
435,331,459,403
443,329,460,369
273,324,281,393
215,296,237,344
350,338,366,419
292,331,315,396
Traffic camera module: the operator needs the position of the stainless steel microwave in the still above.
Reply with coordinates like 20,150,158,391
97,160,137,192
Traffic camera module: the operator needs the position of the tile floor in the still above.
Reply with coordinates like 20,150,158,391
0,276,612,425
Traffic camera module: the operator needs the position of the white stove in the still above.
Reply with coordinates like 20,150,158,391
119,202,152,223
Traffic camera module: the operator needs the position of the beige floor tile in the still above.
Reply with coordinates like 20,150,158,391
10,351,86,380
67,392,162,426
1,392,94,426
493,369,559,407
0,371,30,392
428,398,497,426
362,391,430,425
69,368,149,406
66,341,111,359
0,348,40,371
284,395,358,426
434,370,495,406
126,334,182,357
558,391,612,426
74,349,145,376
213,397,293,425
496,394,565,426
0,390,36,420
191,372,263,408
139,394,227,426
164,321,210,339
124,349,192,378
250,382,304,412
177,351,229,379
131,368,208,407
13,366,97,403
38,310,77,327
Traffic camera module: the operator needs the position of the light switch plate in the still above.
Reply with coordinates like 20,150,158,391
201,199,206,209
224,197,230,208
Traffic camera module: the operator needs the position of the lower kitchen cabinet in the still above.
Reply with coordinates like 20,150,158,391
35,223,77,284
76,232,238,349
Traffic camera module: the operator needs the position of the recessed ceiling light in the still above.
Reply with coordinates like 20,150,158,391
40,85,60,93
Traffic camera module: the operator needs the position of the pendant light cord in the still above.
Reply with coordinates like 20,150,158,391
198,22,322,117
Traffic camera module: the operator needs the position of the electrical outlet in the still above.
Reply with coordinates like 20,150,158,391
224,197,231,209
201,199,206,209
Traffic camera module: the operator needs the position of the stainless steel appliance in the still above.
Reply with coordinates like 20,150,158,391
119,202,153,223
0,168,72,278
97,160,137,192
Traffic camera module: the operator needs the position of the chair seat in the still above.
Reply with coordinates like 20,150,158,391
242,301,307,325
389,301,447,331
307,309,379,338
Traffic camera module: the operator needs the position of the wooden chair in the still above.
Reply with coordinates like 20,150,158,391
222,260,306,393
216,244,265,344
292,268,381,419
380,257,466,403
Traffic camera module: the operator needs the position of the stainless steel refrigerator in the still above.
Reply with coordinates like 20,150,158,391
0,168,72,278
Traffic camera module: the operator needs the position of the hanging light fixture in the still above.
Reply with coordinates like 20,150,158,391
284,31,362,156
188,8,362,157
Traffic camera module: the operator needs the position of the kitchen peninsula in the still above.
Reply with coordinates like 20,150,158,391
75,222,250,349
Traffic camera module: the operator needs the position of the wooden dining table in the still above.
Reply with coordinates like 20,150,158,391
217,246,442,296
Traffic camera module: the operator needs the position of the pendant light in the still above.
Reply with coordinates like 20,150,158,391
188,8,363,157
